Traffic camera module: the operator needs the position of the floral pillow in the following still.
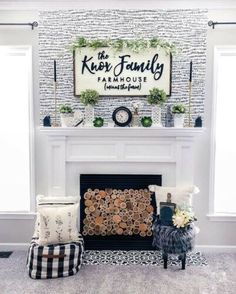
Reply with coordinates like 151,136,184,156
37,204,79,245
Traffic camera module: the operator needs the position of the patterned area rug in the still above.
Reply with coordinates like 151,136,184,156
83,250,208,266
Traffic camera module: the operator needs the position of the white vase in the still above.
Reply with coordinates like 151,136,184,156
151,105,162,127
174,113,185,128
60,113,74,127
84,105,94,127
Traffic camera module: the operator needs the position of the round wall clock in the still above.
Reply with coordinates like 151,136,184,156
112,106,132,127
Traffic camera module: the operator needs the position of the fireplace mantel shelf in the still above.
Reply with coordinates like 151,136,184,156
39,127,205,138
41,126,204,196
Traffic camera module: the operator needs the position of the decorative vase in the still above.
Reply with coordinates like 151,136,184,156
174,113,185,128
132,111,140,127
84,105,94,127
151,105,162,127
60,113,74,127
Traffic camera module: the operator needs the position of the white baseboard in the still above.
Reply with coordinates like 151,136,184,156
1,243,236,253
0,243,29,251
195,245,236,253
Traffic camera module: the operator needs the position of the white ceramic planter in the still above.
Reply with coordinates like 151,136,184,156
151,105,162,127
173,113,185,128
60,113,74,127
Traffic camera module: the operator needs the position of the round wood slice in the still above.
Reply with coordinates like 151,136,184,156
111,194,117,200
113,189,118,194
89,205,95,212
116,228,123,235
139,223,148,232
105,188,113,195
99,190,107,198
85,199,93,207
96,194,101,201
88,230,94,236
85,208,90,214
95,216,104,225
105,195,111,202
83,219,89,225
87,188,92,193
146,205,154,213
122,215,128,222
140,231,146,237
113,215,121,223
120,195,125,201
126,202,133,210
120,202,127,209
114,207,120,214
133,213,139,220
133,228,139,234
94,188,99,194
119,222,127,229
114,199,121,207
147,230,152,236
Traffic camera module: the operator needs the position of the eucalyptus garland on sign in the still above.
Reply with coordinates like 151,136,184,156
72,37,177,54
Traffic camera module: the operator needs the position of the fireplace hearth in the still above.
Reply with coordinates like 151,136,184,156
80,174,161,250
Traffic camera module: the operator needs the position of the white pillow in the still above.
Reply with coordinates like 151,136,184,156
37,204,79,245
148,185,199,213
33,195,80,238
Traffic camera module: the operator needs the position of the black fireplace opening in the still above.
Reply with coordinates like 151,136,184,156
80,174,162,250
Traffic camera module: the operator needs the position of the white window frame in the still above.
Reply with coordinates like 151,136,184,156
0,45,36,219
208,45,236,222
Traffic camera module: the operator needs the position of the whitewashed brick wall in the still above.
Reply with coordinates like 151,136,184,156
39,9,207,125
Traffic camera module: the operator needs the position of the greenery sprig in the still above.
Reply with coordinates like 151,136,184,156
72,37,177,54
80,89,99,106
172,104,186,114
147,87,167,105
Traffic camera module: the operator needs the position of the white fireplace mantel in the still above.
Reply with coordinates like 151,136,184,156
40,127,204,197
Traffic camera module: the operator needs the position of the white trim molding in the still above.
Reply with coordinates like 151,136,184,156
209,46,236,218
0,213,36,220
207,213,236,222
1,243,236,253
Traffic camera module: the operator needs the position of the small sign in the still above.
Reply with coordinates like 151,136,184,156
74,47,172,96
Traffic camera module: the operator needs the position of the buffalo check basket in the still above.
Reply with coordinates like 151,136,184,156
27,235,84,279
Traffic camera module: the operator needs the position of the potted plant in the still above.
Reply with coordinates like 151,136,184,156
147,88,167,127
80,89,99,127
172,104,186,127
59,105,73,127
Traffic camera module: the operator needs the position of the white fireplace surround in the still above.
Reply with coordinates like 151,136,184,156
40,127,204,199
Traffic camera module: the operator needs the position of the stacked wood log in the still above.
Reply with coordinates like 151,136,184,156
82,188,154,237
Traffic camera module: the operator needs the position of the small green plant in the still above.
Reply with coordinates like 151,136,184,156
141,116,152,128
59,105,73,114
80,89,99,106
172,104,186,114
93,117,104,127
147,88,167,105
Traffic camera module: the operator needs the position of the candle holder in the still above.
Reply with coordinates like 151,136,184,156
52,60,60,127
52,81,60,127
188,61,193,127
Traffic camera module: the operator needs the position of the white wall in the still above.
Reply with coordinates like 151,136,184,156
0,6,236,248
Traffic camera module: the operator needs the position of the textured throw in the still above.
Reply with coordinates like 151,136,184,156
26,235,84,279
152,220,196,254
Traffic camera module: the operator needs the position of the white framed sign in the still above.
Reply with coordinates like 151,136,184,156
74,47,172,96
